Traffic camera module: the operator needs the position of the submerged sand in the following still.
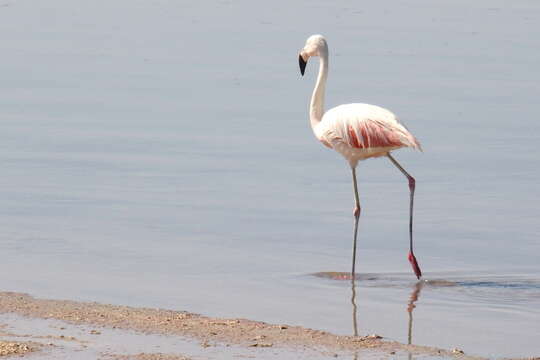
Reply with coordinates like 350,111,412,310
0,291,494,359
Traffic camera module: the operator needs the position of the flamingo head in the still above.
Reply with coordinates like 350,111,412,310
408,251,422,280
299,34,327,76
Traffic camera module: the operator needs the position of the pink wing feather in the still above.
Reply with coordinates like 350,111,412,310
318,103,422,152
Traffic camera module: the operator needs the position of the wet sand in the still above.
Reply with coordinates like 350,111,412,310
103,354,191,360
0,340,35,357
0,291,493,360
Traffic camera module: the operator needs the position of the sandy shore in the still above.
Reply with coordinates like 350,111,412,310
0,291,497,359
0,340,34,357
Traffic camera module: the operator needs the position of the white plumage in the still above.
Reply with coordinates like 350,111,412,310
316,103,421,167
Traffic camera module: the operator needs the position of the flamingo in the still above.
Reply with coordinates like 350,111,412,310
298,34,422,279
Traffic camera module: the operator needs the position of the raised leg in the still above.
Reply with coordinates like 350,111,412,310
351,167,361,278
387,153,422,279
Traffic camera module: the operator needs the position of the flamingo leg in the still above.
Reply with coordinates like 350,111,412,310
351,276,358,336
387,153,422,279
351,167,361,278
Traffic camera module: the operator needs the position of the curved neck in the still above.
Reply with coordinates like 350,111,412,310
310,46,328,131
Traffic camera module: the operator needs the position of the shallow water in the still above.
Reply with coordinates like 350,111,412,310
1,0,539,358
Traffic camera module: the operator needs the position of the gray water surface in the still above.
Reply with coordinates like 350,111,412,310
1,1,539,359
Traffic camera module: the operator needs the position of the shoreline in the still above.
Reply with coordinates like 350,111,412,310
0,291,492,359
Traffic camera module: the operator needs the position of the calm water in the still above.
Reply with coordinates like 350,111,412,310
1,0,539,358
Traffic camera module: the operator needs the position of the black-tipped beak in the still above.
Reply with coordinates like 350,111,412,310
299,54,307,76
